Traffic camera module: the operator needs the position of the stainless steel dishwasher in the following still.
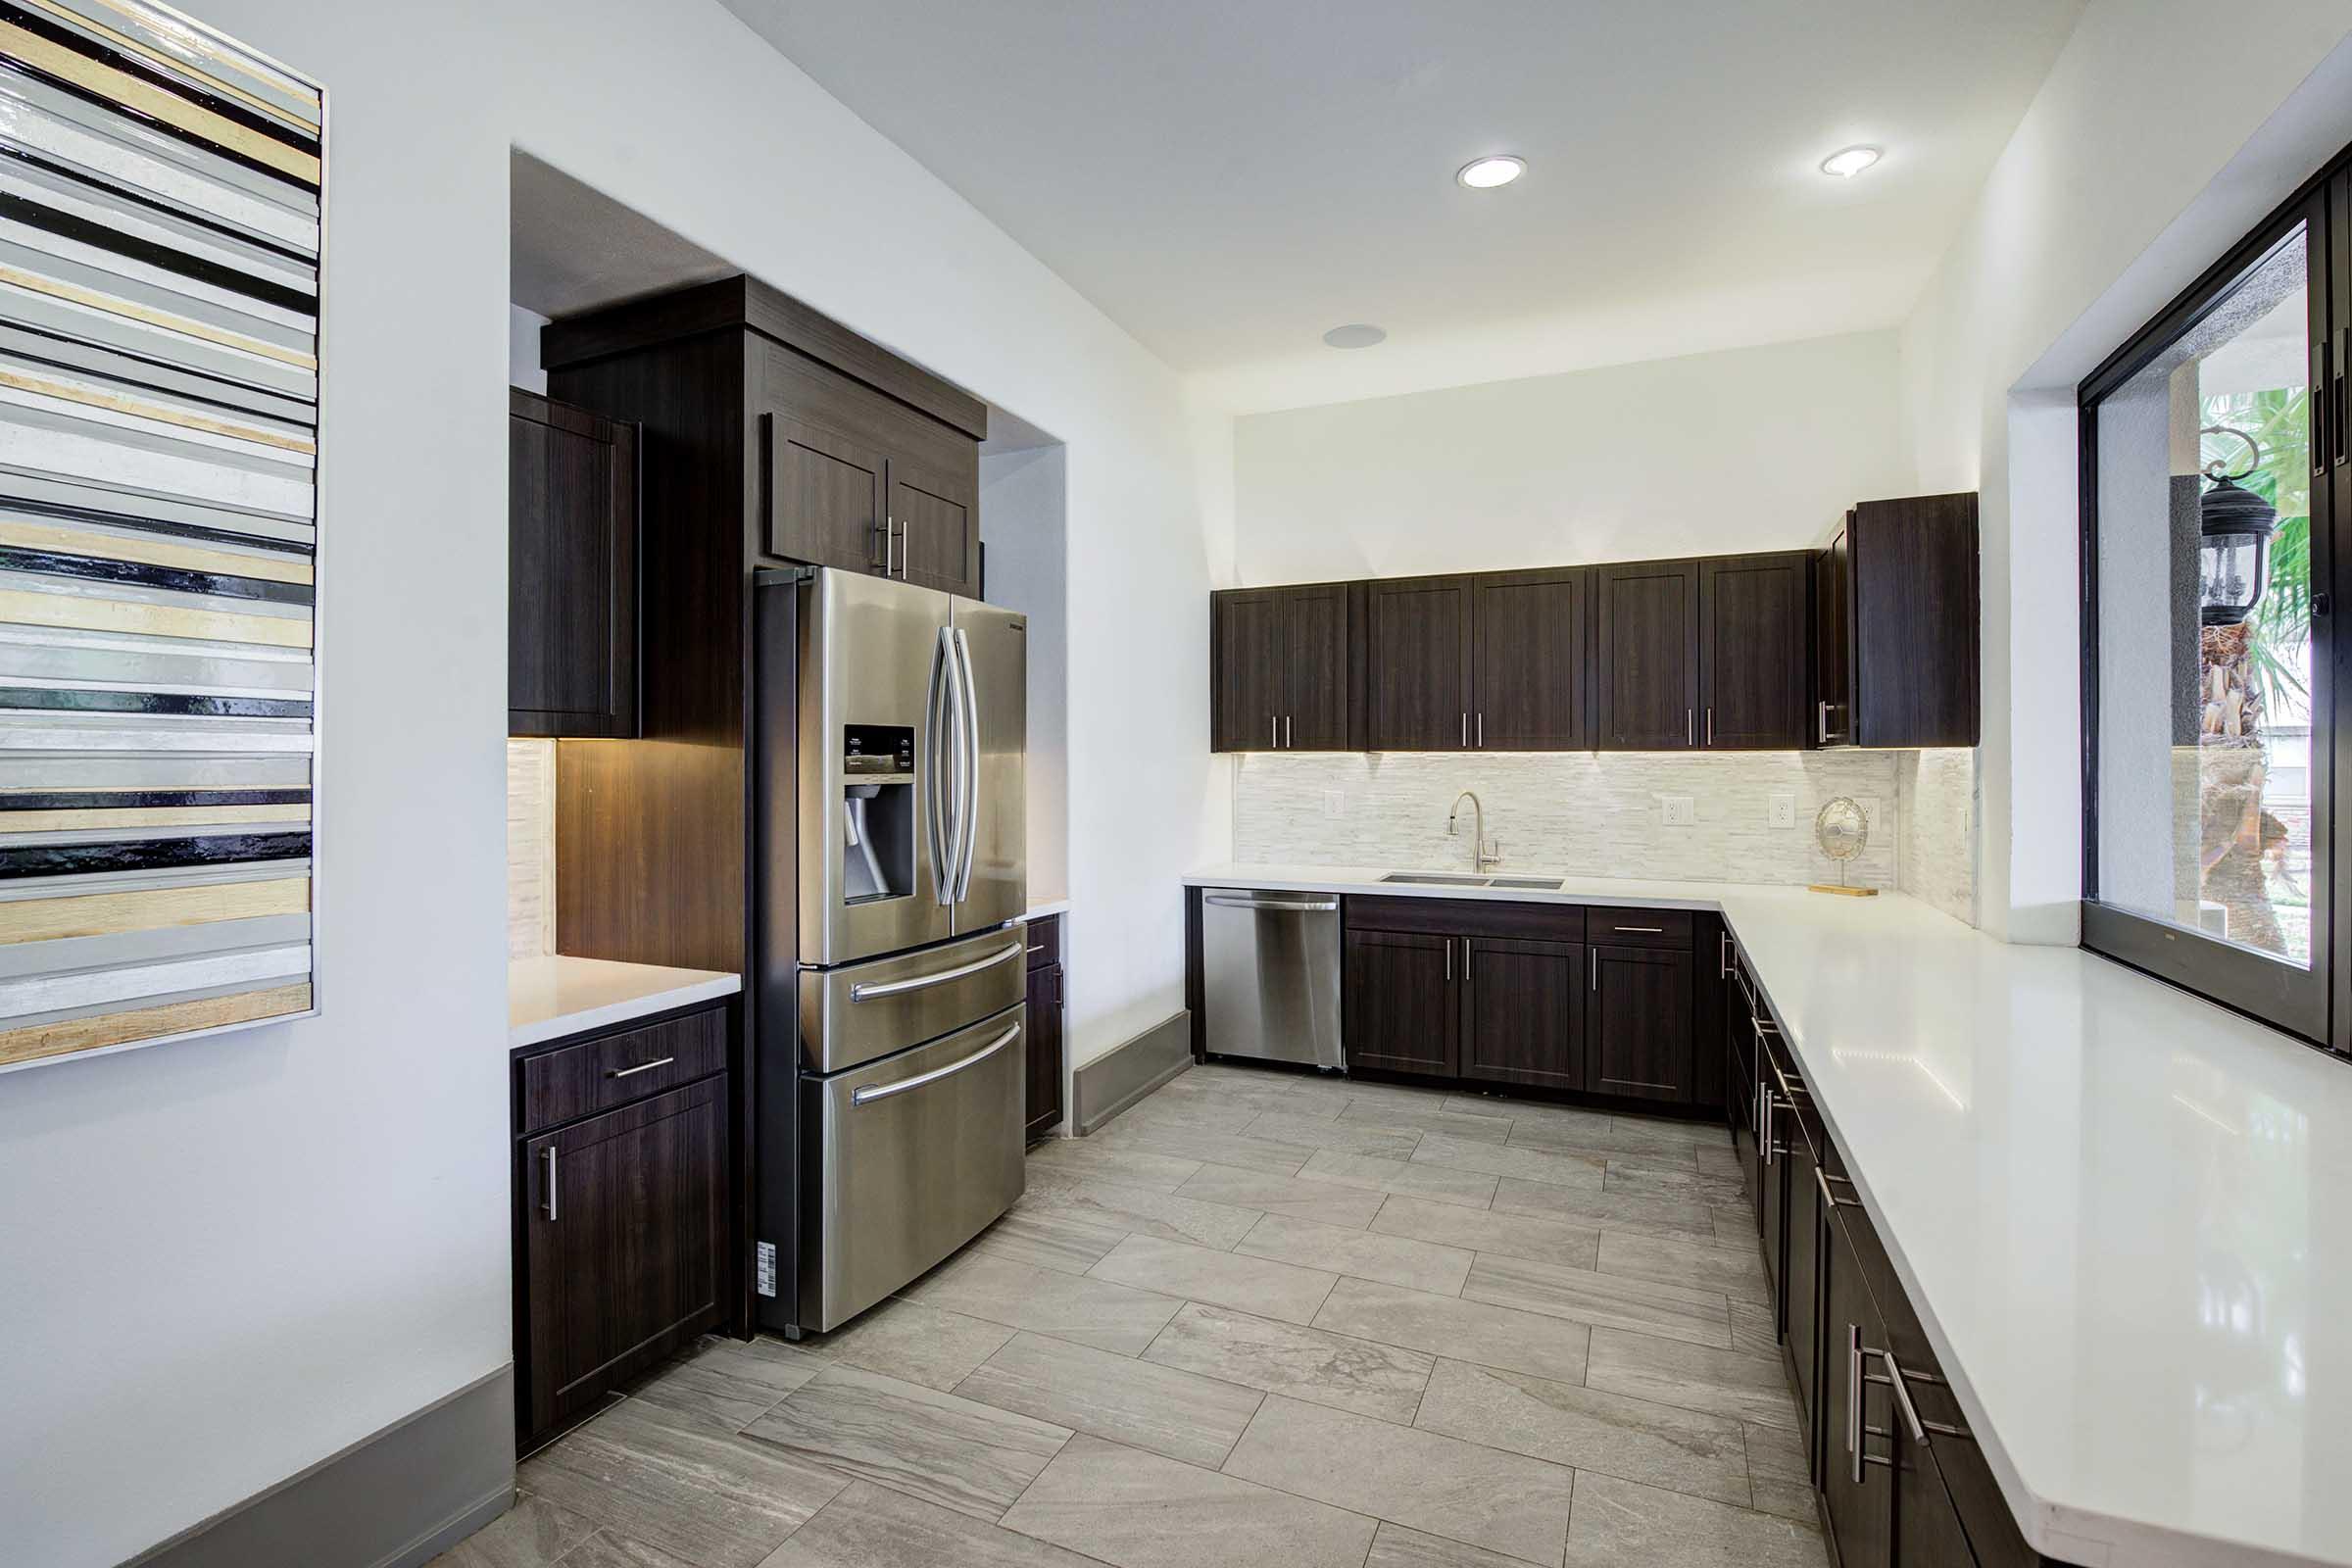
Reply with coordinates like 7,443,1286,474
1200,887,1344,1069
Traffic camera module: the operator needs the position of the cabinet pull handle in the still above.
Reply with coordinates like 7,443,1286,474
1760,1080,1774,1164
1476,711,1485,748
1464,938,1473,981
1815,1165,1841,1210
1446,938,1454,982
1285,714,1293,748
1271,716,1279,750
1848,1323,1865,1484
1718,930,1733,978
1590,948,1597,991
1614,924,1664,933
1877,1350,1930,1445
542,1146,559,1222
1460,711,1468,747
1706,708,1713,746
1686,709,1693,746
2335,326,2348,468
2316,342,2332,475
608,1055,675,1080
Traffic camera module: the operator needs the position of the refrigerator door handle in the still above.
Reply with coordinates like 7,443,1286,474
953,625,981,903
926,626,957,906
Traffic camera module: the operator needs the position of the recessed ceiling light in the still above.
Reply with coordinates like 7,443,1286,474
1819,146,1881,179
1323,323,1387,350
1455,155,1525,190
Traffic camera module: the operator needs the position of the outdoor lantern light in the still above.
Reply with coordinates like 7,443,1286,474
2198,425,2278,627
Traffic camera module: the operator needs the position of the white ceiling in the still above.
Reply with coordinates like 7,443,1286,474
719,0,2082,412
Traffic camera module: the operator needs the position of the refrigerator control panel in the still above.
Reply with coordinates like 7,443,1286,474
843,724,914,778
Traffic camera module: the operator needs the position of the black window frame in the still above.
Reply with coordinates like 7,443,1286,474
2079,142,2349,1055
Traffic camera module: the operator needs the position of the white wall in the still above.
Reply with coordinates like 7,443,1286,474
980,444,1070,906
1897,0,2352,941
1233,331,1903,582
0,2,1219,1561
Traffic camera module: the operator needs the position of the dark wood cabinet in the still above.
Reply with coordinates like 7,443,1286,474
515,1018,729,1446
765,411,887,575
1460,935,1585,1091
1585,944,1693,1101
888,450,979,595
1699,552,1810,749
1594,559,1700,749
1344,927,1459,1076
1820,1203,1895,1568
1367,576,1475,750
1025,914,1065,1140
1472,567,1592,750
1210,583,1354,751
1816,494,1979,747
509,388,638,738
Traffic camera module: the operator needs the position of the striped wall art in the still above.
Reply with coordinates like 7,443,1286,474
0,0,319,1072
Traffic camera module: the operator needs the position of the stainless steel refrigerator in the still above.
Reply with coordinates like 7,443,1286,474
754,567,1027,1334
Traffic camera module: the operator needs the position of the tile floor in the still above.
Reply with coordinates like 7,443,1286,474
435,1063,1828,1568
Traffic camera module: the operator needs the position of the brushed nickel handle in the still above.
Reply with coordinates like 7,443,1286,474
1706,708,1713,746
1202,896,1339,911
1719,930,1732,978
1464,938,1473,981
1614,924,1664,933
1687,709,1693,746
1271,716,1279,749
1460,711,1468,747
1815,1165,1841,1210
1878,1350,1929,1445
1476,711,1485,747
1590,948,1597,991
1848,1323,1864,1484
884,513,897,576
852,1022,1019,1105
850,940,1025,1001
1818,700,1832,744
1760,1080,1775,1164
542,1146,559,1222
1446,938,1454,982
1285,714,1293,748
607,1055,675,1080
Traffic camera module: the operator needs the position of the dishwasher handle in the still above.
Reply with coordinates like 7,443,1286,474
1202,894,1339,912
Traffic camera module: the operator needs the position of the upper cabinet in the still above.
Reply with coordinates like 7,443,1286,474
1699,552,1812,750
509,388,639,738
1211,582,1355,751
1817,494,1979,748
1473,567,1592,750
1367,576,1475,750
1594,559,1700,749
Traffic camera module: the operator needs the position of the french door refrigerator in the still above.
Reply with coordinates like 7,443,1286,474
754,567,1027,1334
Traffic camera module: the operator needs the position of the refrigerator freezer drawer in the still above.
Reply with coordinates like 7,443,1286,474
800,925,1028,1075
802,1003,1026,1331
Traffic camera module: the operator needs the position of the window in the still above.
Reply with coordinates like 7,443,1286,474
2081,146,2349,1051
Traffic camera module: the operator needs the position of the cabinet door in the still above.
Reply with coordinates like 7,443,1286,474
891,452,979,597
520,1077,726,1438
1367,577,1474,751
1848,494,1980,747
1594,561,1699,749
510,389,636,737
1460,936,1583,1091
766,411,887,574
1784,1123,1824,1456
1815,519,1853,745
1344,928,1458,1076
1894,1444,1979,1568
1283,584,1352,749
1699,554,1809,750
1473,567,1590,750
1584,944,1692,1102
1025,961,1065,1140
1212,589,1286,751
1821,1211,1895,1568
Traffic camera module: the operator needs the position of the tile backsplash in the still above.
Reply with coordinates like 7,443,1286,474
1231,751,1920,893
508,739,556,958
1895,750,1976,924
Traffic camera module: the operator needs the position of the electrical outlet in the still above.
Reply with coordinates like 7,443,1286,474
1769,793,1796,829
1322,791,1346,817
1661,795,1695,827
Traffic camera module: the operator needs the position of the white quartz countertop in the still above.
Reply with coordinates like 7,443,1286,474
1022,899,1070,922
1187,863,2352,1567
509,956,741,1050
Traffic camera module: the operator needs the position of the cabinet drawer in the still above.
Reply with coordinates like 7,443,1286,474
1025,913,1060,971
1346,894,1584,942
517,1004,728,1134
1585,907,1693,948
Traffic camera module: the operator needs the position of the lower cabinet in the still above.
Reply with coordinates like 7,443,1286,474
1025,913,1065,1140
1345,927,1460,1076
1461,936,1584,1091
1585,944,1692,1101
514,1001,733,1446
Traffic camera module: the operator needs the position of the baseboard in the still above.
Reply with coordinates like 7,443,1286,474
124,1365,515,1568
1073,1009,1191,1135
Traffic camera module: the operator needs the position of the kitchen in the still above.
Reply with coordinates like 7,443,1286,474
2,6,2350,1568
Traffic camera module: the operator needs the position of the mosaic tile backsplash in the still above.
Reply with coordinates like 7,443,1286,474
1231,751,1973,910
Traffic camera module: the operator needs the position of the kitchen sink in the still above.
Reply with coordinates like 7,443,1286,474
1379,871,1563,891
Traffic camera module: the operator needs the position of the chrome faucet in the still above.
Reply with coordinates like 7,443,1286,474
1446,791,1502,872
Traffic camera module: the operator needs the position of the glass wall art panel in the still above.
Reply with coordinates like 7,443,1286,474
0,0,320,1072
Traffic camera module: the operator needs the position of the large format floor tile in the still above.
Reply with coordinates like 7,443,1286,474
1373,1194,1599,1269
1490,1176,1718,1238
1364,1521,1534,1568
1298,1149,1500,1208
1025,1139,1204,1192
1333,1101,1514,1145
808,1298,1016,1392
1235,1211,1474,1295
632,1337,825,1431
1173,1164,1387,1227
1411,1133,1607,1191
1413,1358,1750,1506
1001,1433,1378,1568
517,1400,850,1568
1089,1233,1340,1324
1239,1109,1422,1156
563,1533,699,1568
1310,1275,1591,1385
1560,1472,1827,1568
1222,1395,1577,1566
757,1479,1102,1568
1095,1121,1318,1176
1584,1327,1798,1429
954,1330,1263,1466
1461,1252,1733,1348
1141,1300,1435,1423
427,1493,599,1568
741,1364,1070,1520
1743,1420,1818,1524
902,1251,1183,1354
964,1207,1131,1275
1016,1171,1263,1250
1596,1228,1771,1304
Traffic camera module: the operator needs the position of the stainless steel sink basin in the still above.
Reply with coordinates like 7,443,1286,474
1378,871,1563,891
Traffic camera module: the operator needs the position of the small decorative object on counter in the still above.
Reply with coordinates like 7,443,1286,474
1808,797,1877,898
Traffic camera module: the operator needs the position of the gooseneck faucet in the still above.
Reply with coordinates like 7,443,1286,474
1447,790,1502,872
